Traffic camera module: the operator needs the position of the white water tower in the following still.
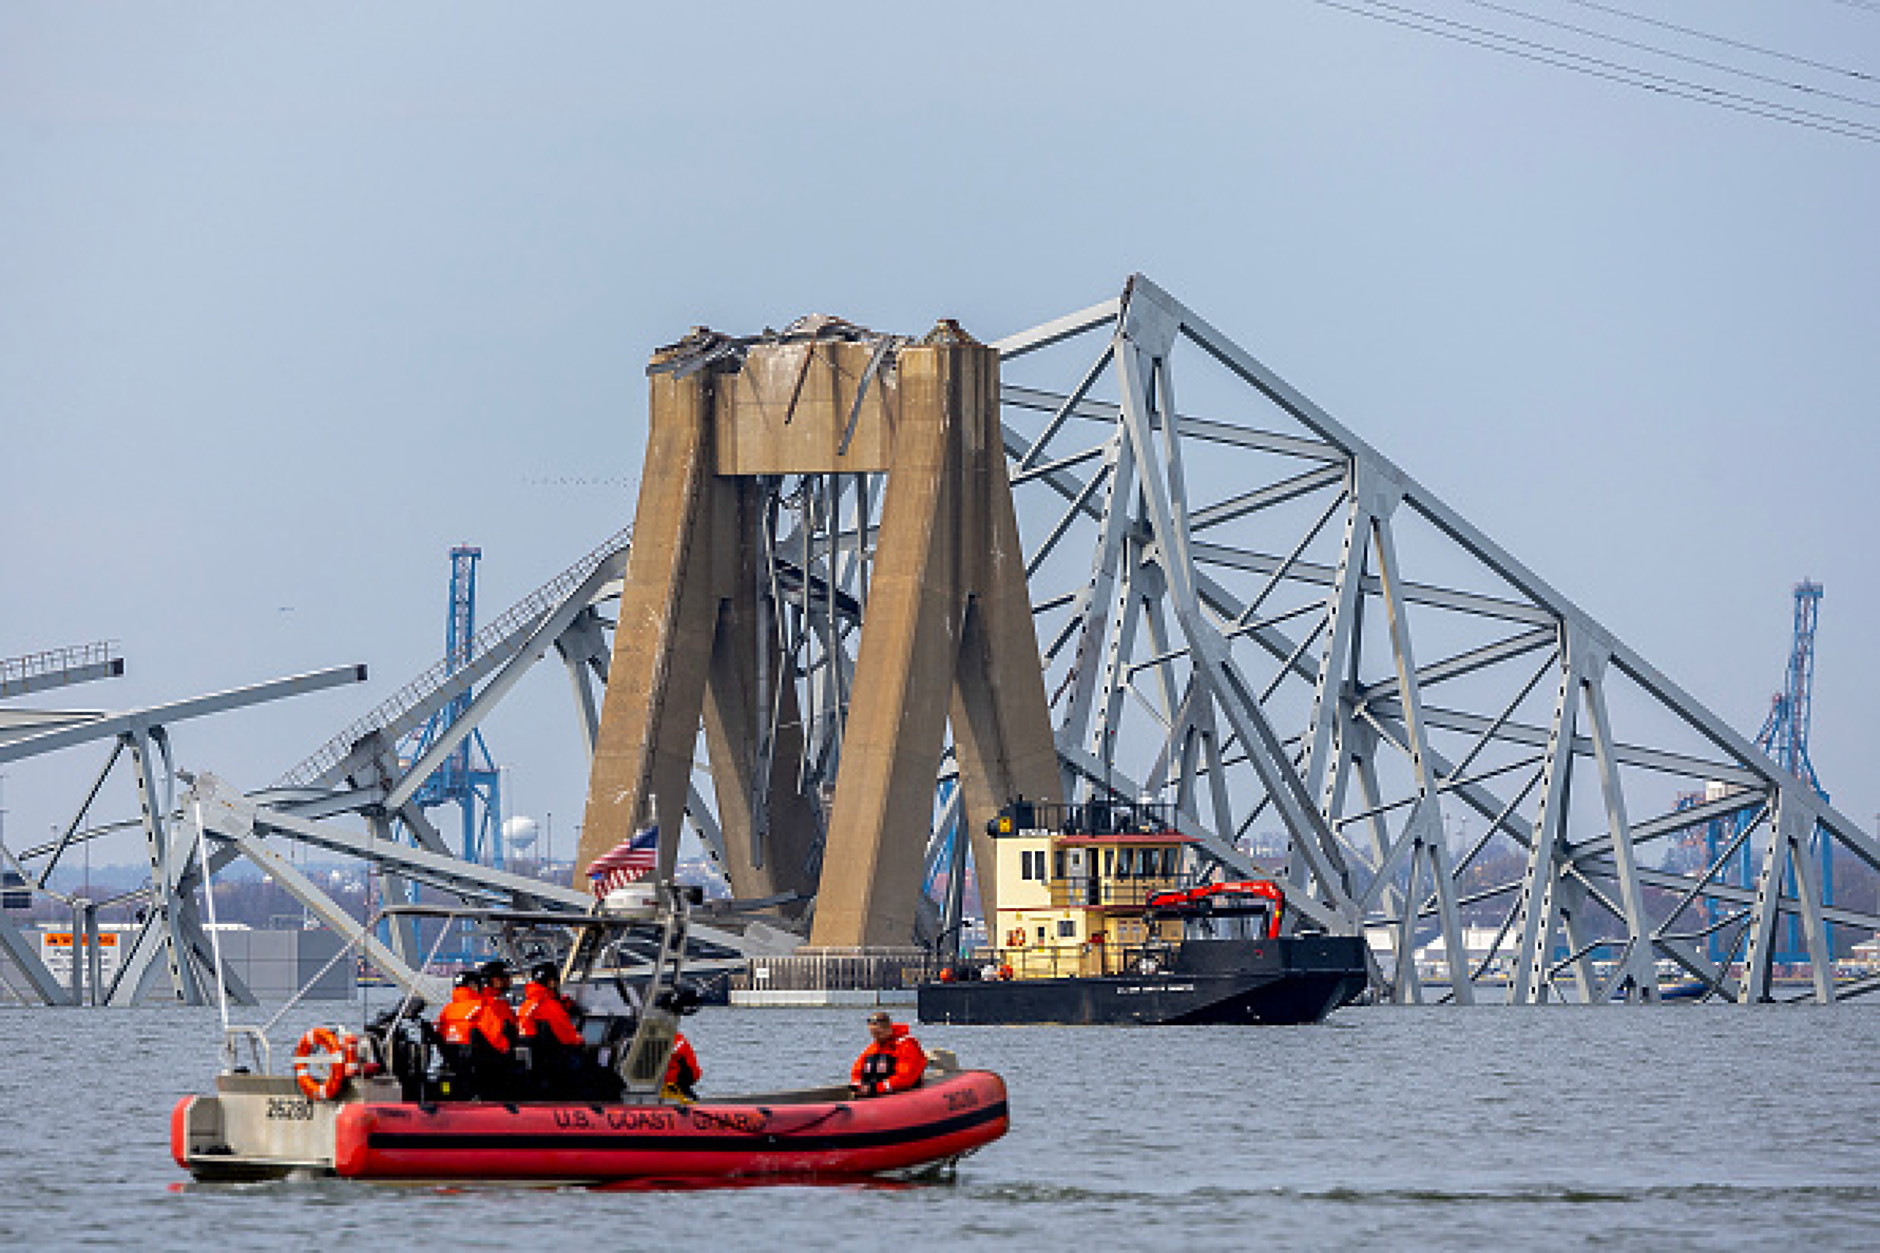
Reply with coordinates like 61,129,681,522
503,815,539,852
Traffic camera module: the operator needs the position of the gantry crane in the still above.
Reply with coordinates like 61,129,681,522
1755,581,1830,965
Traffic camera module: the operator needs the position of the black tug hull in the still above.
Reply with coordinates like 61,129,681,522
919,936,1369,1026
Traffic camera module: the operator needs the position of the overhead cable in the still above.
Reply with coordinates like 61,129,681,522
1464,0,1880,110
1306,0,1880,145
1558,0,1877,83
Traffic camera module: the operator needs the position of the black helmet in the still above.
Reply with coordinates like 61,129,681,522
530,961,559,984
478,958,511,982
454,970,482,989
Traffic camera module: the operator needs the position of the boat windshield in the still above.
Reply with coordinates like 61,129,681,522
1183,907,1272,941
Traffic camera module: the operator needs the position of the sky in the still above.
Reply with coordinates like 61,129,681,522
3,1,1876,868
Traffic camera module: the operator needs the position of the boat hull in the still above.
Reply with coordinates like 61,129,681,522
919,936,1369,1026
174,1069,1008,1183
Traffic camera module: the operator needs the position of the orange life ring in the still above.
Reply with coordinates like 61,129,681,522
292,1026,357,1101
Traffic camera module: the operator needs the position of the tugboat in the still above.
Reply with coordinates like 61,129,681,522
173,882,1008,1183
918,800,1369,1026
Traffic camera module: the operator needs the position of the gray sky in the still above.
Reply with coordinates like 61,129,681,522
5,1,1876,865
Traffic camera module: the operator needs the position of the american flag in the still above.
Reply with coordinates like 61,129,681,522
587,823,659,896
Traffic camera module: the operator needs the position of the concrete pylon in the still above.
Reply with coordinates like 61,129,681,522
577,320,1060,945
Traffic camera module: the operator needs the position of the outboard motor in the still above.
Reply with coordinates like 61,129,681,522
654,982,703,1017
366,999,435,1102
390,1015,436,1102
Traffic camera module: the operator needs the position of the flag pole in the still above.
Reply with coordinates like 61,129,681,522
649,792,661,880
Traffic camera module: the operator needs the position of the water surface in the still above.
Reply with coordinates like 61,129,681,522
3,1000,1875,1249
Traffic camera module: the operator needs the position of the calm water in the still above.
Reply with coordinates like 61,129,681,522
3,999,1878,1250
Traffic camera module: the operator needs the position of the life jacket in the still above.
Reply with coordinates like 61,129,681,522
439,985,512,1055
482,986,518,1039
518,981,583,1046
664,1033,701,1090
436,986,486,1047
850,1024,926,1095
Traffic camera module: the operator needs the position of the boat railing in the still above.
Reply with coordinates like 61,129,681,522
739,947,928,992
1047,875,1183,910
938,939,1179,982
223,1025,272,1075
999,798,1186,838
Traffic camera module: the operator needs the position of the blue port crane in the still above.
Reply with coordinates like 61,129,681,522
1678,581,1831,965
401,546,505,871
1754,580,1831,965
384,546,505,965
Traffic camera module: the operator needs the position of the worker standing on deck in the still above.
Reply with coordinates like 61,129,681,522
849,1011,926,1097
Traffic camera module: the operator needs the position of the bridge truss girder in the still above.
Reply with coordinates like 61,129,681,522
12,275,1873,1008
0,664,368,1005
994,274,1880,1005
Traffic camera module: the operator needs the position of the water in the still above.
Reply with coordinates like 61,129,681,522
4,1000,1878,1250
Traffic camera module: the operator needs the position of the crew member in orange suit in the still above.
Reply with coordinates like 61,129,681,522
436,969,512,1098
664,1032,702,1100
518,962,585,1098
849,1011,926,1097
478,959,518,1042
518,963,582,1048
435,969,484,1044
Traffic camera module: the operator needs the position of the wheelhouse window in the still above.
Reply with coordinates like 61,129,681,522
1182,905,1271,941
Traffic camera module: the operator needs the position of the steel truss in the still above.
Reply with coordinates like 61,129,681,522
0,660,368,1005
992,274,1880,1005
11,276,1874,1007
258,527,755,981
2,531,753,1007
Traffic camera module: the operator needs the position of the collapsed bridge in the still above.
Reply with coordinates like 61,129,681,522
5,275,1875,1006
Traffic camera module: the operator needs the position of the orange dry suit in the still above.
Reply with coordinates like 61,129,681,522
437,984,508,1052
481,985,518,1046
849,1024,926,1096
436,983,511,1098
517,979,585,1097
664,1032,701,1098
517,980,582,1047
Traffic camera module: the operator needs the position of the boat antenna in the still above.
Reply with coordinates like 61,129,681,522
190,794,233,1052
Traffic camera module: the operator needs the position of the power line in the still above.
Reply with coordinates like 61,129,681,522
1355,0,1880,136
1558,0,1878,83
1463,0,1880,110
1306,0,1880,145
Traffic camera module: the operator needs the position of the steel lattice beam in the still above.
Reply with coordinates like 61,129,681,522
994,273,1880,1004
